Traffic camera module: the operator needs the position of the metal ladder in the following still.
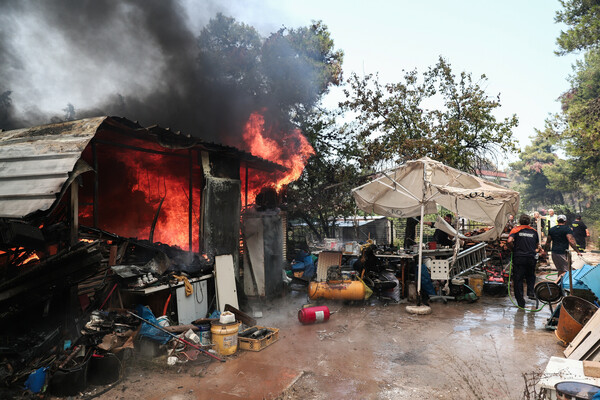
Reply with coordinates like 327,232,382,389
430,242,488,280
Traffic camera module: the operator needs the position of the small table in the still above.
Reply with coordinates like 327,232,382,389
123,274,212,295
122,274,213,324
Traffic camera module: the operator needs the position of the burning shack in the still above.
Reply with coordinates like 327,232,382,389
0,116,292,389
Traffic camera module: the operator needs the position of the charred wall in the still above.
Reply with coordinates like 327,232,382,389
202,152,241,272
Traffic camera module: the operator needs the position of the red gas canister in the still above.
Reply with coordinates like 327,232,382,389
298,305,330,325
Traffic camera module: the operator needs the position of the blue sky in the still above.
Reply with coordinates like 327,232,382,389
212,0,579,155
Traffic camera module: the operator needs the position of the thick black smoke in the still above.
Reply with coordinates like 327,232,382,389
0,0,318,144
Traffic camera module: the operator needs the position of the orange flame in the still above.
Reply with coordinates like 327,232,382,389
78,136,201,251
19,253,39,266
241,112,314,204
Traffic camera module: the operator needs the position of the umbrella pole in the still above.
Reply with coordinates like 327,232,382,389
416,203,425,305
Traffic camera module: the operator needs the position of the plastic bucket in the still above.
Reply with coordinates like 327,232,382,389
48,354,90,396
198,323,211,346
210,321,241,356
87,353,121,385
468,275,484,297
428,241,437,250
555,296,598,345
555,381,600,399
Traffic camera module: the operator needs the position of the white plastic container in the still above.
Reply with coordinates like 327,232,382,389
219,311,235,324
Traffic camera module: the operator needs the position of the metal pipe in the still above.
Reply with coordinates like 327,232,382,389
417,203,424,302
92,140,99,228
127,311,225,362
189,150,193,253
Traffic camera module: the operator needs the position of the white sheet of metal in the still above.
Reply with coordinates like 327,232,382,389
0,117,107,218
214,254,239,312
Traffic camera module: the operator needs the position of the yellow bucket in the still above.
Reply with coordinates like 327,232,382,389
468,275,484,297
210,321,241,356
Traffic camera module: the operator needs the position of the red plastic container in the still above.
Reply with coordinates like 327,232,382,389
298,305,330,325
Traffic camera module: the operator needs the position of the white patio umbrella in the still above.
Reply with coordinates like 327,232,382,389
351,157,519,302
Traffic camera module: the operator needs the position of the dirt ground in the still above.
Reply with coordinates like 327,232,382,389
82,251,600,400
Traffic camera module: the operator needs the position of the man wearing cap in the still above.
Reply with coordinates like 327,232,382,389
545,214,581,276
571,215,590,252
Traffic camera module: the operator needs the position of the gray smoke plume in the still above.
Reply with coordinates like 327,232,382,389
0,0,316,144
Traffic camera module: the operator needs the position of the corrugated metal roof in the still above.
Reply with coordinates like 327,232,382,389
0,117,108,218
0,116,287,219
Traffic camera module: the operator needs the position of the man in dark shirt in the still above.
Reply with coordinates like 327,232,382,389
545,215,581,276
425,214,454,247
507,214,541,308
571,215,590,252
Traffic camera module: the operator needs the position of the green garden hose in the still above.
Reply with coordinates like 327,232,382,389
506,254,546,312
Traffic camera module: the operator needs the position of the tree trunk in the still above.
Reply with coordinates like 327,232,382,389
301,214,322,242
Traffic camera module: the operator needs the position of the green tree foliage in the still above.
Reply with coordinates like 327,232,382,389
510,128,565,209
197,13,263,90
508,1,600,223
262,22,343,122
510,0,600,215
287,109,361,240
196,15,348,240
340,57,518,173
551,0,600,191
556,0,600,55
197,15,343,127
559,50,600,181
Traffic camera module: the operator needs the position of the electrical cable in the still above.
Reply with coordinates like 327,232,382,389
506,253,546,312
576,252,595,265
195,281,204,304
162,293,171,317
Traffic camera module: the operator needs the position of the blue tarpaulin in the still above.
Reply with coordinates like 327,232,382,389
136,305,170,344
580,264,600,300
291,250,316,279
561,264,600,302
561,264,596,291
